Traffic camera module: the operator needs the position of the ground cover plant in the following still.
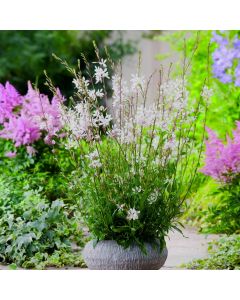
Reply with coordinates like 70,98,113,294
0,173,86,269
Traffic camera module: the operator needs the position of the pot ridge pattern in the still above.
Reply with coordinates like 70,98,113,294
82,240,168,270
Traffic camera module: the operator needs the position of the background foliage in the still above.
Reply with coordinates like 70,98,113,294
0,30,136,97
155,30,240,138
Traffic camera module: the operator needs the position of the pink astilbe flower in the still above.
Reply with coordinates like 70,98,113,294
0,82,23,123
200,124,240,183
0,116,41,146
0,81,64,149
22,82,64,144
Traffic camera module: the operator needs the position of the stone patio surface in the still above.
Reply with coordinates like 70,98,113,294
162,226,220,269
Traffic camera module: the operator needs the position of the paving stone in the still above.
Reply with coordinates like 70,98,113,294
162,226,220,269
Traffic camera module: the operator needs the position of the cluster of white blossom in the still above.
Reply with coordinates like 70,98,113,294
85,150,102,169
94,59,109,83
60,102,92,143
72,77,90,94
60,57,203,172
92,109,112,128
73,76,104,101
106,75,194,157
60,102,112,149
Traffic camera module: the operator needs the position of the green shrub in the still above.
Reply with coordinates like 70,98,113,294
182,176,240,234
0,138,77,201
200,181,240,234
183,235,240,270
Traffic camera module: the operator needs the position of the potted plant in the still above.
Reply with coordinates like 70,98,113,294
47,49,210,269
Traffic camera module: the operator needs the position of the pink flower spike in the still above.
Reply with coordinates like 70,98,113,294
200,121,240,183
0,81,64,148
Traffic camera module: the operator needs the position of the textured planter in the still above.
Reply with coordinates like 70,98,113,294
82,240,168,270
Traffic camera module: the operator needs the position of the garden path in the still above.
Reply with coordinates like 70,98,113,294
0,227,220,270
162,226,220,269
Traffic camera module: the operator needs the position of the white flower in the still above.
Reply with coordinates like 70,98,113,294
92,111,112,128
60,102,93,140
73,77,89,93
107,125,122,138
98,59,107,68
111,75,129,109
72,78,81,90
164,135,178,152
126,208,140,221
64,137,79,149
130,74,145,91
135,105,156,127
148,189,159,204
86,150,102,168
34,113,54,131
89,159,102,168
85,150,99,160
132,186,142,193
88,90,97,100
201,86,213,105
153,157,164,166
96,89,104,98
98,114,112,127
94,59,107,68
94,66,109,83
88,89,104,100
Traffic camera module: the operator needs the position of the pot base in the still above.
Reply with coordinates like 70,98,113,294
82,240,168,270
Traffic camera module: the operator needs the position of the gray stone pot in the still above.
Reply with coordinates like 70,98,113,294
82,240,168,270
